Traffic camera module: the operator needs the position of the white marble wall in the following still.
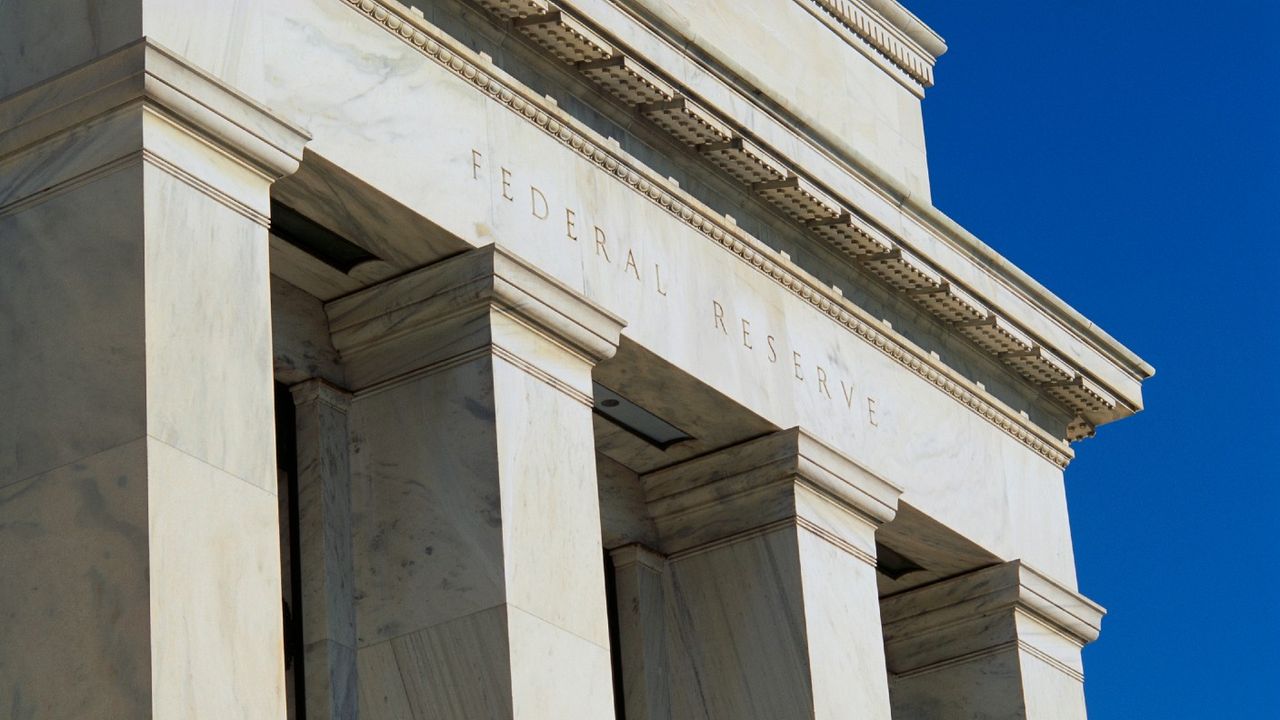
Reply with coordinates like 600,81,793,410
332,246,625,719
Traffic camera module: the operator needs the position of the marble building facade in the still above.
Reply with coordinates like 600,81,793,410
0,0,1152,718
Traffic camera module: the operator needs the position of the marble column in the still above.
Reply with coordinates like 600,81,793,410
0,40,308,719
325,245,626,720
880,560,1104,719
641,427,902,720
609,544,671,720
290,380,358,720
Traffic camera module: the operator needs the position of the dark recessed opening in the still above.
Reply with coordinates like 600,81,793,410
876,542,926,580
592,383,693,450
270,200,378,273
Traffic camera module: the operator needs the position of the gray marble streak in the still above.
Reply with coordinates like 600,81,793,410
0,0,138,96
0,0,269,110
0,439,152,719
664,528,819,720
660,526,894,719
350,359,506,645
348,356,617,718
356,640,414,719
1,168,147,490
144,164,280,492
147,438,288,719
391,606,515,720
304,640,358,720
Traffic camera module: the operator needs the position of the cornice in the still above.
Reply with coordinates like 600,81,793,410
339,0,1080,468
479,0,1148,431
802,0,944,90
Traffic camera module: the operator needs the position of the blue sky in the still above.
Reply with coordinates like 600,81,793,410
908,1,1279,716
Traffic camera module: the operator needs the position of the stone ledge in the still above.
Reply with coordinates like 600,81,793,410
641,427,901,559
0,39,309,180
881,560,1105,651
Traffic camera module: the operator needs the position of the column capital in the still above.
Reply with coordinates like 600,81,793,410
326,244,627,398
0,38,308,180
641,427,901,561
609,543,667,573
289,378,353,413
0,39,309,228
881,560,1105,681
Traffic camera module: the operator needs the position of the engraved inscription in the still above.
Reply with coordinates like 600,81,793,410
711,298,880,428
467,147,879,430
471,148,671,297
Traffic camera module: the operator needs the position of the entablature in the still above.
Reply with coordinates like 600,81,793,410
388,0,1151,440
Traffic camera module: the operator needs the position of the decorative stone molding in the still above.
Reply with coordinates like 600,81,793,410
880,560,1105,681
805,0,944,90
337,0,1098,467
0,39,309,205
641,427,901,563
325,244,626,400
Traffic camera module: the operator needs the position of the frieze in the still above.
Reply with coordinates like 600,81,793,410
411,0,1127,438
339,0,1075,469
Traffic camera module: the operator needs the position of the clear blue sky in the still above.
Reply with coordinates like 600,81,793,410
908,1,1279,716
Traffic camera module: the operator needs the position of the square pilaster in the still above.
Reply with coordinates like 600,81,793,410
326,245,626,720
640,427,902,720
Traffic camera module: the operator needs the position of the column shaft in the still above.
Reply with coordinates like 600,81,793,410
881,560,1104,719
326,246,626,720
641,428,901,720
0,40,307,719
610,544,671,720
291,380,358,720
